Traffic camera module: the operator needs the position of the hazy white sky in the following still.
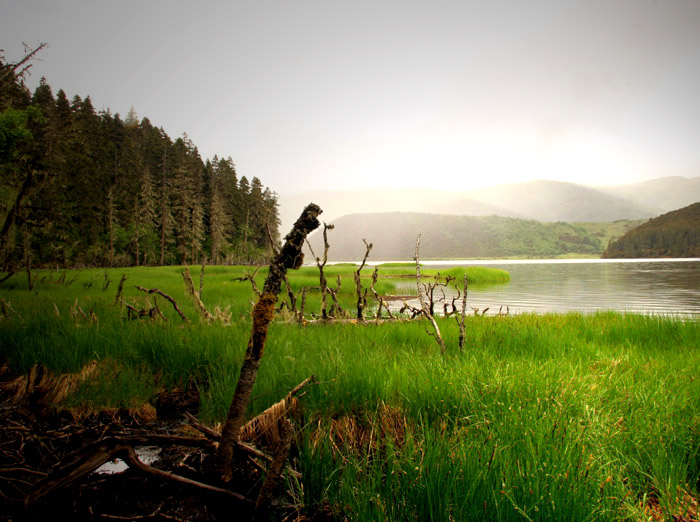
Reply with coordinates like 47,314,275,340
3,0,700,198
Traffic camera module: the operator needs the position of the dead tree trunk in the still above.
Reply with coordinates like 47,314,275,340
306,223,333,319
369,266,392,321
354,239,373,321
455,274,468,351
183,266,213,321
415,235,445,354
216,203,321,482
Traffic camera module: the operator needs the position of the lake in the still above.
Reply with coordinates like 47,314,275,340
379,258,700,317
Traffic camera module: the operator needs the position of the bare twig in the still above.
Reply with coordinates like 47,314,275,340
415,235,445,354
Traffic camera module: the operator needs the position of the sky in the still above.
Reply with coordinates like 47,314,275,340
3,0,700,203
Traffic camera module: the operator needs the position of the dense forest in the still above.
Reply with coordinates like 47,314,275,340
0,45,280,270
602,202,700,258
306,211,644,261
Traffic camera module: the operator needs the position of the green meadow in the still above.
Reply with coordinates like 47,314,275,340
1,265,699,521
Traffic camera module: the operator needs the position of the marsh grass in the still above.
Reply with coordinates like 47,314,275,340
1,267,698,520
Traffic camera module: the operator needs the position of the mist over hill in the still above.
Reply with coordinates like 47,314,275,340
280,176,700,233
596,176,700,216
305,212,643,261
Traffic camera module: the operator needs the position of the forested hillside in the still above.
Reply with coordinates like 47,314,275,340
306,212,643,261
1,46,280,269
602,202,700,258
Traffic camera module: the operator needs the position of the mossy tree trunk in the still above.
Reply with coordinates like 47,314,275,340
216,203,321,482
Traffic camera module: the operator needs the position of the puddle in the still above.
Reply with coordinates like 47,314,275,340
93,446,162,475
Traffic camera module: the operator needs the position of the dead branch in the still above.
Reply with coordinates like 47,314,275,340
281,274,298,317
306,222,333,319
102,271,112,291
327,274,346,318
454,274,468,351
414,235,445,354
119,446,251,504
253,418,294,521
216,203,321,482
298,287,307,325
122,299,165,322
399,300,422,319
0,270,16,284
24,435,249,512
233,266,262,298
113,274,127,305
182,266,214,321
134,286,189,323
354,239,373,321
0,298,21,320
369,266,393,321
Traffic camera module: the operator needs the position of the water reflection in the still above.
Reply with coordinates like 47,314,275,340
381,259,700,317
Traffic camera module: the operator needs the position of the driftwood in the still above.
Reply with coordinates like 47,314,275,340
414,235,445,354
216,203,321,482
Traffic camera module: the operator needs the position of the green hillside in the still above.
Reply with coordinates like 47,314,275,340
306,212,644,261
602,202,700,258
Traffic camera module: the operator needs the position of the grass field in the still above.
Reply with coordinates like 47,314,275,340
1,265,698,521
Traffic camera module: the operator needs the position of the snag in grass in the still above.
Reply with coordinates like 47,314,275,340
216,203,322,482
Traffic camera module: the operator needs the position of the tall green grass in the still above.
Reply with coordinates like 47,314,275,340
1,267,698,520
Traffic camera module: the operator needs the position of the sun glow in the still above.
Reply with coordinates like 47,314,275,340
341,127,640,191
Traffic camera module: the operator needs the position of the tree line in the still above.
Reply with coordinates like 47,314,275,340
602,201,700,258
1,44,280,270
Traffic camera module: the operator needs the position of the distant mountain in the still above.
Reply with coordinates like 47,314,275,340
280,178,682,233
596,176,700,215
278,189,507,233
602,202,700,258
464,180,656,222
305,212,643,261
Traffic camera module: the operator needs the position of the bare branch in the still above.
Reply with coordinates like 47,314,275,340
134,286,189,323
454,274,468,351
415,235,445,354
354,239,373,321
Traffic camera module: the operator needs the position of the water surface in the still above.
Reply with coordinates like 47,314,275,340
380,259,700,317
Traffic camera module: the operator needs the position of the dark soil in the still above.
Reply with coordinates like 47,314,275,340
0,404,304,522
